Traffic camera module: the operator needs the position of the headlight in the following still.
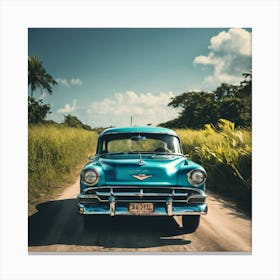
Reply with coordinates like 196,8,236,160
187,169,206,186
82,169,100,185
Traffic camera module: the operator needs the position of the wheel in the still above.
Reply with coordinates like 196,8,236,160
182,215,200,233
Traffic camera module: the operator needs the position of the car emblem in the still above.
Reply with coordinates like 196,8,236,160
131,174,152,180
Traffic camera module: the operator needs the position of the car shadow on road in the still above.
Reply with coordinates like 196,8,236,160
28,199,191,249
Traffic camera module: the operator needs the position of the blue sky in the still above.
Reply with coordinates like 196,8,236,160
28,28,252,127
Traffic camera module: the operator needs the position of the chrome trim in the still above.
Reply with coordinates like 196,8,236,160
109,196,115,216
166,199,173,216
79,195,207,204
80,186,207,204
79,195,187,203
131,174,152,180
81,169,100,186
187,169,207,187
83,186,205,193
95,191,184,197
78,203,208,216
181,212,207,216
186,194,207,204
80,211,207,216
138,153,145,166
80,194,98,198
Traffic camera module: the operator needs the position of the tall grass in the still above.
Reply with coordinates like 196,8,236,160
28,124,97,213
177,119,252,207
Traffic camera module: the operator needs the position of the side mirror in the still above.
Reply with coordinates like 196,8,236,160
88,154,95,160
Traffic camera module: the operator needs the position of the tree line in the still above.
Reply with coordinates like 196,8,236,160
159,71,252,129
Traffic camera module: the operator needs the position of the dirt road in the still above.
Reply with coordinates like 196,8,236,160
28,178,251,252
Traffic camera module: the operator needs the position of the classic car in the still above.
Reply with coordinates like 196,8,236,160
78,126,207,233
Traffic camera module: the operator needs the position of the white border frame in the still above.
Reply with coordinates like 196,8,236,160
1,1,279,280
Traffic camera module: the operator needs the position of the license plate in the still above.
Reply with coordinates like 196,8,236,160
129,203,154,214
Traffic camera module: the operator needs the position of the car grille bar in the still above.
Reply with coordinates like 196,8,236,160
82,186,206,203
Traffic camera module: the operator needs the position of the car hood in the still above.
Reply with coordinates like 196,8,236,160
98,155,186,185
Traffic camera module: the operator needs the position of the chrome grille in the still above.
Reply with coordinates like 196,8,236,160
83,186,204,203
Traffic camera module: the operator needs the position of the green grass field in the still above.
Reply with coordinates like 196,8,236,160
28,124,97,214
177,119,252,210
28,120,251,214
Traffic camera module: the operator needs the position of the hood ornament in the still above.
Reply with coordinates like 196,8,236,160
131,174,152,181
138,153,145,166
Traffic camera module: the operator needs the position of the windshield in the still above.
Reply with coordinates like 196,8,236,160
98,133,182,155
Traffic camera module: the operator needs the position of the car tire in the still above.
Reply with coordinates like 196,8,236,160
182,215,200,233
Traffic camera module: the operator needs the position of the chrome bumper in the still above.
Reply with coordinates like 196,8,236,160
78,197,208,216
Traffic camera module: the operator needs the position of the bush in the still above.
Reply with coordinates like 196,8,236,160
63,114,92,130
176,119,252,209
28,97,51,123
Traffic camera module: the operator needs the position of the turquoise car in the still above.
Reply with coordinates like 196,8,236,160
78,126,207,233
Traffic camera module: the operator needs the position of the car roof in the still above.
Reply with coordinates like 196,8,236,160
99,126,178,137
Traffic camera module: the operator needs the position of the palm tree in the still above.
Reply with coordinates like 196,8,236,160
242,69,252,80
28,55,57,98
240,69,252,94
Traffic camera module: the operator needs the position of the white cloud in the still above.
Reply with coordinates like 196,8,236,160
87,91,179,127
56,78,83,88
193,28,252,87
194,55,212,65
56,78,70,88
70,78,83,86
57,99,78,114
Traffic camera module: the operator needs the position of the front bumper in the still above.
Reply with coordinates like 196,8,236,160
78,185,208,216
78,197,208,216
